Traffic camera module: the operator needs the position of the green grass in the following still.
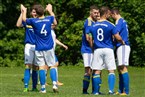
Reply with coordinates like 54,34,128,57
0,66,145,97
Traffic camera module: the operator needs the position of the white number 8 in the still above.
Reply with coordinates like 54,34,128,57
41,24,47,36
97,28,104,41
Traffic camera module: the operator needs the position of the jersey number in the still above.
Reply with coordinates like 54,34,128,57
41,24,47,36
97,28,104,41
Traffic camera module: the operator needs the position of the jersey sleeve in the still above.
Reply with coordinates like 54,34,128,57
26,18,33,25
49,16,54,23
22,21,26,27
115,19,123,33
84,19,92,34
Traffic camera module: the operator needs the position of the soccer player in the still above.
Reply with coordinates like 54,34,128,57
81,5,100,94
16,5,38,92
45,28,68,86
51,28,68,85
21,4,58,93
87,6,125,95
111,8,130,95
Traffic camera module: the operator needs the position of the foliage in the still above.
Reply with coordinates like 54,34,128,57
0,0,145,67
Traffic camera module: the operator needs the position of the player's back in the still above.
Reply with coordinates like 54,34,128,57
90,20,115,49
26,16,54,51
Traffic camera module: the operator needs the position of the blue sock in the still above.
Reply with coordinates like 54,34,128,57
118,73,124,93
91,75,94,93
83,75,90,93
24,68,30,88
45,70,47,81
92,74,101,94
98,79,102,93
55,68,58,81
108,73,115,93
39,70,46,87
50,68,57,85
122,72,129,94
32,70,38,89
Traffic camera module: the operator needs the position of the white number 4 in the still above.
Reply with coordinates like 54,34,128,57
41,24,47,36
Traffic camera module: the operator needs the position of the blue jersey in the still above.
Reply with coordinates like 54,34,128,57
22,22,35,45
89,20,117,49
115,18,130,47
26,16,54,51
81,18,95,53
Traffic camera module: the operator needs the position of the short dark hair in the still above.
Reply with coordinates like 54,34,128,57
99,6,110,17
32,4,44,17
111,8,120,14
90,5,99,11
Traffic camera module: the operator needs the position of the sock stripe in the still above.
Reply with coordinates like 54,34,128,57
93,75,100,78
122,71,128,74
83,77,90,82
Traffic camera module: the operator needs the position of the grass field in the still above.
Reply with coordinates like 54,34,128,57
0,65,145,97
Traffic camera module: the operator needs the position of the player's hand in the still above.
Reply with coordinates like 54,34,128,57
46,4,53,12
122,41,125,45
63,45,68,50
21,4,27,13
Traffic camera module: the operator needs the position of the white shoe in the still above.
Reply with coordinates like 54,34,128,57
93,92,99,95
40,88,46,93
53,85,58,93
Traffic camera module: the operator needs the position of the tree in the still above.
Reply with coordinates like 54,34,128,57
0,0,145,67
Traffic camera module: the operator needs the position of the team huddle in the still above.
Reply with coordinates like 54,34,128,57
16,3,130,96
81,5,130,95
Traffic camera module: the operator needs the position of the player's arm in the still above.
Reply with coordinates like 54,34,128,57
114,33,125,45
45,4,57,26
87,33,93,49
55,39,68,50
85,21,93,48
16,13,23,27
113,22,125,45
21,4,27,22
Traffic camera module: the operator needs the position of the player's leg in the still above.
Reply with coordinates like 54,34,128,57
35,51,46,93
91,49,103,95
23,44,33,92
108,70,116,95
31,45,38,91
54,55,63,86
82,53,92,94
118,66,129,95
23,64,31,92
92,70,102,95
32,64,38,91
104,48,116,95
117,45,130,95
44,49,58,93
44,65,49,85
83,67,91,94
